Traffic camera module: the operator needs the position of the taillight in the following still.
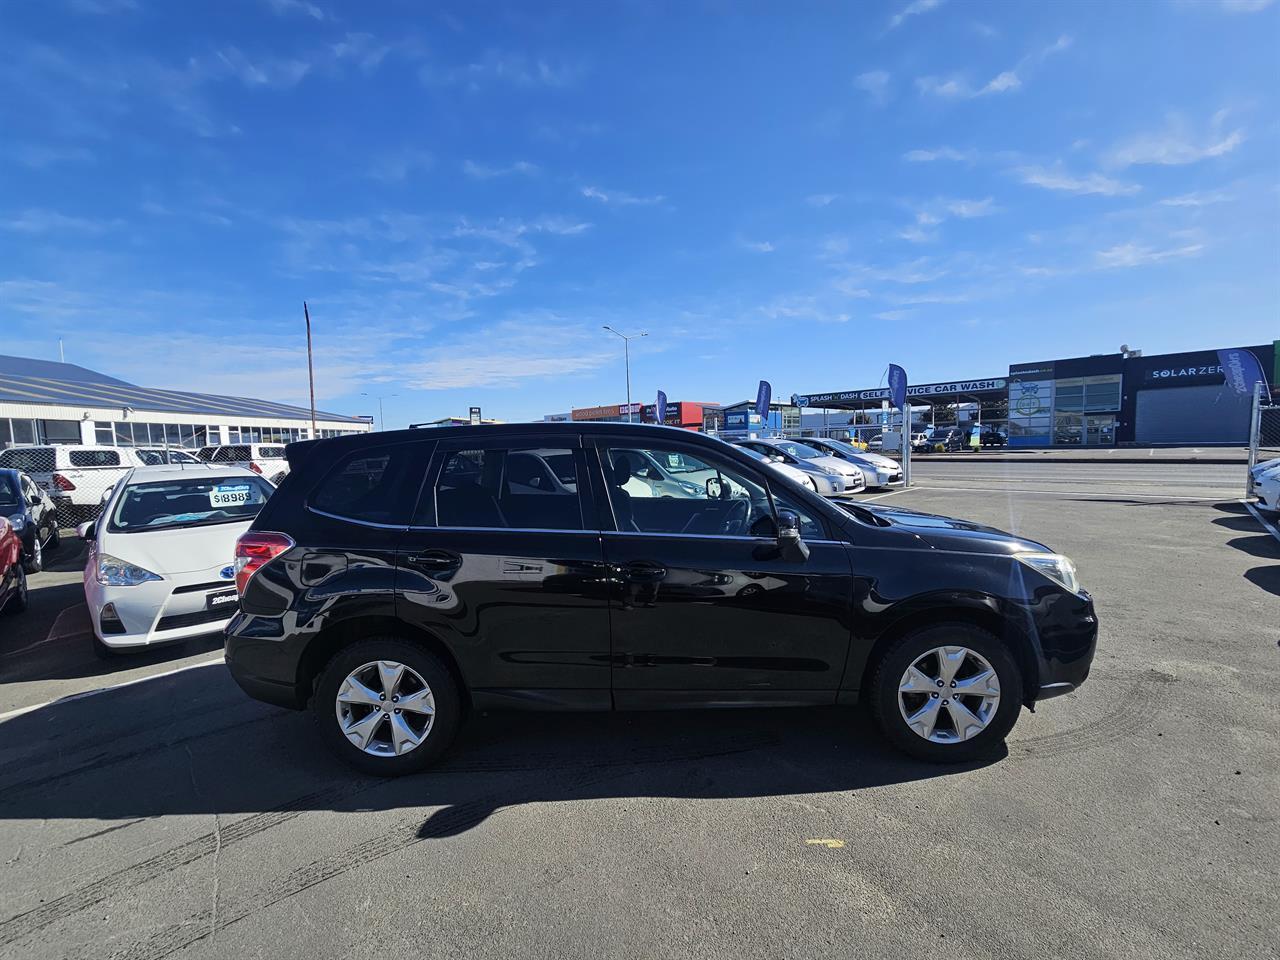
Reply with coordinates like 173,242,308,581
53,473,76,491
248,461,263,474
233,531,294,595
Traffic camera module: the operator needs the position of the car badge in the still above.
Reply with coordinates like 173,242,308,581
219,565,235,580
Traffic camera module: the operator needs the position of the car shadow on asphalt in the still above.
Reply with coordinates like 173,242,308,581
2,577,224,683
0,664,999,836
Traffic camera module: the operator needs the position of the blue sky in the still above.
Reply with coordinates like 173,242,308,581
2,0,1277,427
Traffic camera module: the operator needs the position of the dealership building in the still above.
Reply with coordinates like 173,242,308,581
794,341,1277,447
0,354,371,450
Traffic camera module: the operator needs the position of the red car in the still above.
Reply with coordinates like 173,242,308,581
0,516,28,616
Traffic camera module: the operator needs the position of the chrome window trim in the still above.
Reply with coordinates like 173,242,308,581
306,506,410,531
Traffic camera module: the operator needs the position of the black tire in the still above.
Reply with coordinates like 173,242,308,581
311,636,462,776
870,623,1023,763
22,533,42,574
3,564,28,615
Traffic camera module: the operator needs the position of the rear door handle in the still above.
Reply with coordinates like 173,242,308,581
407,550,462,571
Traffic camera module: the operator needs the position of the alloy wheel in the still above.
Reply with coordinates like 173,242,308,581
334,660,436,757
897,645,1001,743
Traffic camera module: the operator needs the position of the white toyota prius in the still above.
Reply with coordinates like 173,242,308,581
79,464,275,657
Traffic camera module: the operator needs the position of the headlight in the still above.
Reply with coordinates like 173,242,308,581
1015,552,1080,593
8,514,25,532
96,553,163,586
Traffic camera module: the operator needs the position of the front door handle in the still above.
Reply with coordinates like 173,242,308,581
407,550,462,571
620,561,667,584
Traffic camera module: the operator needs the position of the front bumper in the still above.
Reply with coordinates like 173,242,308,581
85,564,241,648
1027,591,1098,704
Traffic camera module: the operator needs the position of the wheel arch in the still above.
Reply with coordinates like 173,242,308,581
852,600,1041,707
297,615,472,712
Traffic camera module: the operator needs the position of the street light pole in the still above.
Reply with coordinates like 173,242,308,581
361,392,398,431
602,326,647,423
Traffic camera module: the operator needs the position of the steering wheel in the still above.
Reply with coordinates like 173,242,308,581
718,498,750,535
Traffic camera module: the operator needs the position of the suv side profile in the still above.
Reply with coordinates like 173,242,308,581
226,424,1097,776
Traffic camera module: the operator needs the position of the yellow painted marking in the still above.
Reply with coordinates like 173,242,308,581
805,838,845,849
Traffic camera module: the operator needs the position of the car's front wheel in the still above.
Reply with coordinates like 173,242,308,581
312,637,461,776
22,534,42,574
870,623,1022,762
2,564,28,615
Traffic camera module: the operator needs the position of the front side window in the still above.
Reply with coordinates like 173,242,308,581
257,446,286,460
108,475,274,532
602,444,775,537
430,445,584,530
211,445,251,463
0,448,54,473
310,443,427,525
0,473,19,508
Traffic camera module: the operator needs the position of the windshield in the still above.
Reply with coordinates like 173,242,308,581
108,475,274,533
773,441,824,460
0,474,20,508
818,439,862,458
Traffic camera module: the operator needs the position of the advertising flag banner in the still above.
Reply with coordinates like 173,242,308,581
1218,349,1268,395
887,364,908,410
755,380,772,419
656,390,668,424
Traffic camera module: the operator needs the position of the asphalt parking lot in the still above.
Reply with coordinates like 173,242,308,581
1,460,1276,960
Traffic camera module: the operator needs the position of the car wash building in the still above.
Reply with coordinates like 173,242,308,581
795,340,1277,448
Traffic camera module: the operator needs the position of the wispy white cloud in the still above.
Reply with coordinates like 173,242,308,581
462,159,539,179
1095,242,1204,269
1159,189,1233,207
368,148,434,183
917,35,1070,99
1107,114,1245,167
1,209,119,234
581,185,665,206
68,0,138,13
945,196,997,218
737,236,775,253
1219,0,1274,11
9,144,94,168
213,48,311,88
420,52,584,91
898,225,938,244
264,0,327,21
887,0,944,31
806,193,840,207
1016,165,1140,196
903,146,973,162
854,70,890,106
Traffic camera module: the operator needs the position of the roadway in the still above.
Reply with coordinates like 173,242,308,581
0,460,1275,960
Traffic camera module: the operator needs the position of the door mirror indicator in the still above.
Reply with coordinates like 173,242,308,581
776,510,810,563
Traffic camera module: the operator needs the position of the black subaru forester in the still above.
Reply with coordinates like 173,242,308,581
225,423,1097,775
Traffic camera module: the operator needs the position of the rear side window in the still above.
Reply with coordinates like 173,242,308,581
257,446,285,459
211,446,251,463
70,450,121,467
0,448,54,473
429,446,583,531
310,443,427,526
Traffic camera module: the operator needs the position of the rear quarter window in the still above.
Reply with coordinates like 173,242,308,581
257,447,285,459
0,448,55,472
212,446,251,463
309,443,428,526
69,449,122,467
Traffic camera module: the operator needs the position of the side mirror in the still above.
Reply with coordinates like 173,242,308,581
776,510,810,563
705,477,724,499
76,520,96,541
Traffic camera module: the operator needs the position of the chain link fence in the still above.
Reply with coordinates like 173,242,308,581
0,446,144,528
1247,384,1279,502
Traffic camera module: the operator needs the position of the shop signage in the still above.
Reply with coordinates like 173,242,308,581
796,378,1006,406
571,403,642,421
1144,364,1223,382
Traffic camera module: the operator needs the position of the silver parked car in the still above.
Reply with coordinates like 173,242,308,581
734,445,845,497
733,439,863,497
801,437,904,490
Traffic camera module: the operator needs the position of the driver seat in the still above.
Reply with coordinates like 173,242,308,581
609,454,640,531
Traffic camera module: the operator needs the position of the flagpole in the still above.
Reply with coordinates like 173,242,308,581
304,302,317,438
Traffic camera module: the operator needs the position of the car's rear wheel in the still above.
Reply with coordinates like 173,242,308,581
312,637,461,776
870,623,1022,762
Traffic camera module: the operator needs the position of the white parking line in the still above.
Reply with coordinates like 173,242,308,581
860,488,911,502
0,655,225,724
1245,500,1280,546
899,484,1231,502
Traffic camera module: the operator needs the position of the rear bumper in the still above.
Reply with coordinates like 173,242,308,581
224,613,307,709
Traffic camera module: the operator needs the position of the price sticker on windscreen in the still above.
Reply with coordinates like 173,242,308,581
210,484,254,508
